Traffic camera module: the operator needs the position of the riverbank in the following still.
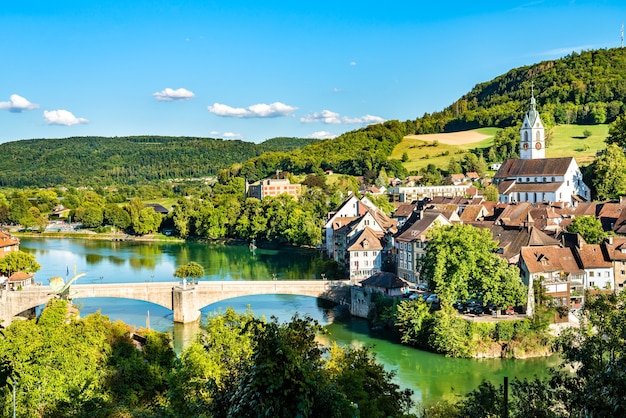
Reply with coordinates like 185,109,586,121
12,230,185,243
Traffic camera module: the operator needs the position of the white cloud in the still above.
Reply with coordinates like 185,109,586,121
207,101,297,118
343,114,385,124
43,109,89,126
209,130,242,139
350,61,357,66
300,110,342,124
308,131,337,140
0,94,39,112
222,132,242,139
300,110,385,125
153,87,195,101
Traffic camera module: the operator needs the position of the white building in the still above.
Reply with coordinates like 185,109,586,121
493,94,590,205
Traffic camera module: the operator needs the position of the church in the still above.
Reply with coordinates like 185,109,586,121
492,93,590,205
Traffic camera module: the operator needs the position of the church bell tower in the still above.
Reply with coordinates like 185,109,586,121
519,89,545,160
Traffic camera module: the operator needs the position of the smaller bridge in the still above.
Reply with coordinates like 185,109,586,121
0,280,351,326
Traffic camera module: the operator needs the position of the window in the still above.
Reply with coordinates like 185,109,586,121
524,132,529,141
536,131,541,141
589,271,595,277
590,281,595,287
363,252,368,257
606,272,610,277
526,178,530,182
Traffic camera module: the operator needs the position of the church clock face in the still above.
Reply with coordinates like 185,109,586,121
523,142,529,150
535,141,541,150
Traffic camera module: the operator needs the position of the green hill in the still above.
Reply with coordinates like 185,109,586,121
0,136,315,188
2,48,625,187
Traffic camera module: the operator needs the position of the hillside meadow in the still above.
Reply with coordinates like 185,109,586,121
393,124,609,173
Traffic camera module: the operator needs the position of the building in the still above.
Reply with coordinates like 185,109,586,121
347,227,384,281
395,211,451,283
519,246,584,318
246,177,302,200
359,271,411,298
493,94,590,205
601,236,626,292
0,231,19,258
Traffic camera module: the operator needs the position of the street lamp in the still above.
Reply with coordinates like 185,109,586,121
321,273,326,280
13,379,16,418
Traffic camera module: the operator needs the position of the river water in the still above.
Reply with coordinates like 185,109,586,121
20,237,557,406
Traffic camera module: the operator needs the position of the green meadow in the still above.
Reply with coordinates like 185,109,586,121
393,125,609,173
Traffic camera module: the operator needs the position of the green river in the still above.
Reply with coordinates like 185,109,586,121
20,237,558,406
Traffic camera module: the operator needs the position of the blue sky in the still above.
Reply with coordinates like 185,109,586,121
1,1,625,144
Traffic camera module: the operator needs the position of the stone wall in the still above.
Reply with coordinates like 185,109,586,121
350,286,372,319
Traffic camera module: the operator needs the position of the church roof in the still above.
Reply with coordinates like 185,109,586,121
360,271,410,289
525,95,541,127
494,157,574,178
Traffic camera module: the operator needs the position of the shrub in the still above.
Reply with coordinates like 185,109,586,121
495,321,515,342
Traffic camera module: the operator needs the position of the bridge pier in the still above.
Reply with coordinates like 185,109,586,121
172,286,201,323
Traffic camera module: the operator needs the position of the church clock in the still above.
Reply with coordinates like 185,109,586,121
523,142,529,150
535,141,541,150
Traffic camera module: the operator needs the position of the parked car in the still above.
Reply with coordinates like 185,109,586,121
418,282,429,291
408,292,420,300
504,306,515,315
426,294,440,305
484,303,498,315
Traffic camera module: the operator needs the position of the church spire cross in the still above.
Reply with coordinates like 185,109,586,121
530,82,536,111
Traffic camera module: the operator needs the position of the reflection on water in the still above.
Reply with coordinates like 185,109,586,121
22,238,557,406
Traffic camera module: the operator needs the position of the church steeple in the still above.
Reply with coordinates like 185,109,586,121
519,85,545,159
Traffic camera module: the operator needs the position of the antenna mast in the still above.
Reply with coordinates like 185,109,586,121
622,22,624,48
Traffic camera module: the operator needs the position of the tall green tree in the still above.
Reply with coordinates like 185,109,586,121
592,143,626,200
423,223,526,309
605,113,626,148
0,251,41,276
566,215,609,244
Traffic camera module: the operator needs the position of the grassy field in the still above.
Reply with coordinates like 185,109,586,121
392,125,608,173
545,124,608,165
391,128,498,173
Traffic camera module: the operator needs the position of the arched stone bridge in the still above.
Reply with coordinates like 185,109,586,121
0,280,351,327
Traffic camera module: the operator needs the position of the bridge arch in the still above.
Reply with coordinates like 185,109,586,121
1,280,352,326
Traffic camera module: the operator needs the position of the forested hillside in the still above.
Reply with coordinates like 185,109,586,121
418,47,626,133
3,48,626,188
0,136,315,187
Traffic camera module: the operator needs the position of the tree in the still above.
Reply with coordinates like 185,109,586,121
566,215,608,244
173,262,205,283
81,203,104,228
103,203,131,230
0,251,41,276
592,143,626,200
605,113,626,148
483,184,499,202
423,223,526,309
132,207,162,235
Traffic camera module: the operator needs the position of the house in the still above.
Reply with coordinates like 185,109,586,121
575,243,614,292
6,271,34,290
600,236,626,292
347,227,384,281
449,173,466,185
492,93,590,205
49,204,71,219
0,231,19,258
466,172,480,182
392,202,419,228
246,176,302,200
360,271,411,298
144,203,170,214
395,211,451,283
323,195,368,257
520,246,585,319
